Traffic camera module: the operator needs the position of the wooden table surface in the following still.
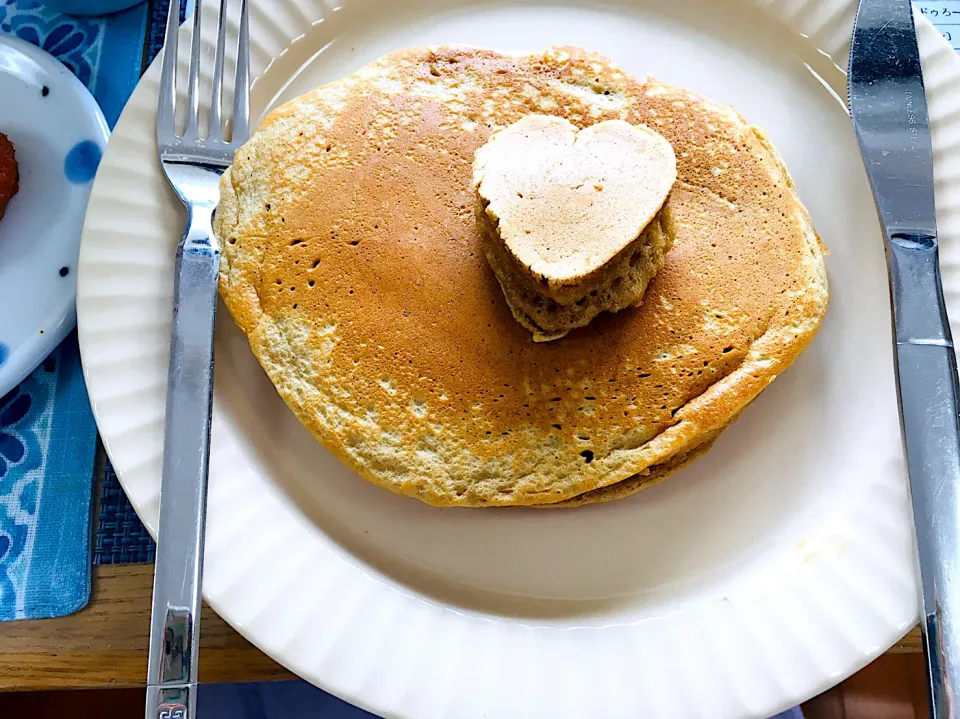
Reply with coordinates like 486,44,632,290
0,565,293,691
0,563,924,692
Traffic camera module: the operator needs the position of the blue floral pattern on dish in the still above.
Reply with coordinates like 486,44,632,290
0,0,102,86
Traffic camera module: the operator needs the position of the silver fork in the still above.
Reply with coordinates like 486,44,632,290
145,1,249,717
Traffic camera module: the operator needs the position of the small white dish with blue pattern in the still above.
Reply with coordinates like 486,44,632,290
0,34,108,396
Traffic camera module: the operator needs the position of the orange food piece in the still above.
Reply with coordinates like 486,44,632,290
0,133,19,221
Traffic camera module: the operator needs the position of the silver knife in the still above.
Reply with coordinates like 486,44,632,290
850,1,960,715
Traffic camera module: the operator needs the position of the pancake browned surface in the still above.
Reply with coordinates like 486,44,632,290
216,45,828,507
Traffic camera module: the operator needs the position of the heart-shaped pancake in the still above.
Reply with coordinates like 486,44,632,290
473,115,677,299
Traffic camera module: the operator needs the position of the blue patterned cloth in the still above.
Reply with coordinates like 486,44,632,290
0,0,148,620
0,338,97,620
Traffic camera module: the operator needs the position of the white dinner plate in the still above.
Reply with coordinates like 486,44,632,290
0,35,108,395
77,2,960,717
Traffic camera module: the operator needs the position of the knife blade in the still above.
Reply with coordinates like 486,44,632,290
850,1,960,715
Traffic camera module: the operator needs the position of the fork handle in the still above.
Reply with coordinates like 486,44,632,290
146,204,220,719
888,236,960,718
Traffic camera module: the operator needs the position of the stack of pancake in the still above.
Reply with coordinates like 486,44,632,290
215,45,828,508
474,115,678,342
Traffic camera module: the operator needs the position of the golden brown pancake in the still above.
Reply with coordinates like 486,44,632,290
215,45,828,508
545,421,726,508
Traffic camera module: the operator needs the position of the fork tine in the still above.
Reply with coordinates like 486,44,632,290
182,0,204,139
231,0,250,144
156,0,180,136
208,0,229,142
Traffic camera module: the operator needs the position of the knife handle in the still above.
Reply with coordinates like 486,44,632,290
888,236,960,719
145,204,220,719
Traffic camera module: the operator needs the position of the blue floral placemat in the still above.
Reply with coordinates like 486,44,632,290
0,340,97,619
0,0,148,620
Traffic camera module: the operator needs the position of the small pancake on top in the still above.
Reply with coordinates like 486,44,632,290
474,115,677,341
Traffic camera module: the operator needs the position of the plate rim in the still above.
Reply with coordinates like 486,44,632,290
76,2,958,716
